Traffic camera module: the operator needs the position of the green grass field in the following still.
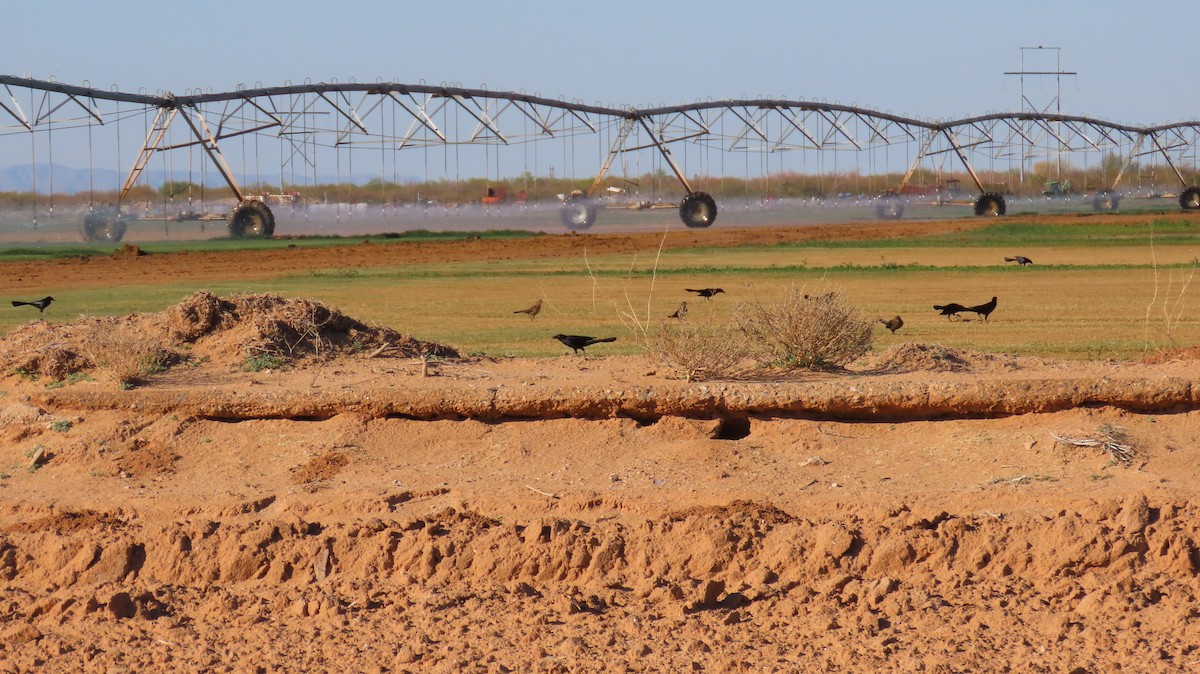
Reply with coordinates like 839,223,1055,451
3,220,1198,359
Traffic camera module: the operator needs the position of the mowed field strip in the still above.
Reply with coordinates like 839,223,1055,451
2,215,1198,359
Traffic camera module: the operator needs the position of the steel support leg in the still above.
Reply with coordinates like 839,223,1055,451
897,129,939,193
1109,133,1146,191
943,129,986,193
176,105,245,202
636,116,694,195
119,106,177,202
586,118,637,198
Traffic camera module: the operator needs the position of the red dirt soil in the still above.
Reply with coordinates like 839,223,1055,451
7,210,1197,295
1,228,1200,672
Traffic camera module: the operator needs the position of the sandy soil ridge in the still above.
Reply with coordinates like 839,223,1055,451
2,280,1200,671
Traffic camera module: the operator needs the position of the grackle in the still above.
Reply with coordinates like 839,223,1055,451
11,296,54,313
553,334,616,355
686,288,724,300
967,296,998,322
933,302,967,320
513,299,543,320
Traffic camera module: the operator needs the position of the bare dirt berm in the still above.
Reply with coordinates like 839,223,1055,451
1,291,1199,672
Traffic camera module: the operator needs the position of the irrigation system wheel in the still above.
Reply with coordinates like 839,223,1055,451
678,192,717,228
227,200,276,237
1180,187,1200,210
80,208,128,242
874,191,905,220
559,195,597,231
1092,189,1120,211
973,192,1007,217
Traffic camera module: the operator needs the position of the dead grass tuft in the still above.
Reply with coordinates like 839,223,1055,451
84,319,174,388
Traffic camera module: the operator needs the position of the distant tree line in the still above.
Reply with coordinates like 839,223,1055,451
1,155,1195,209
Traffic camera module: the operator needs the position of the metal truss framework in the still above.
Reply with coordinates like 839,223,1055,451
3,75,1200,224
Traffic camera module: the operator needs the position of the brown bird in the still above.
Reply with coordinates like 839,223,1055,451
668,301,688,320
967,296,998,322
11,296,54,313
1004,255,1033,266
553,334,617,355
879,315,903,333
513,299,543,320
686,288,724,300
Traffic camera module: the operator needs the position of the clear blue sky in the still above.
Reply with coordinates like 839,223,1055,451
4,0,1194,126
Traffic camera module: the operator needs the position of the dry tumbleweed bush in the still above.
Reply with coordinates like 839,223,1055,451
648,320,750,381
736,284,873,370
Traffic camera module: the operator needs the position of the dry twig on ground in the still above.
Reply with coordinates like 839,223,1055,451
1051,424,1140,466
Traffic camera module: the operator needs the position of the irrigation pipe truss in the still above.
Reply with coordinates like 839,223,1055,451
3,74,1200,238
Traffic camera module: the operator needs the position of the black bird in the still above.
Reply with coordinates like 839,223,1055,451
967,296,998,322
553,334,617,355
879,315,903,334
668,301,688,320
513,299,543,321
933,302,967,320
1005,255,1034,266
686,288,725,300
11,296,54,313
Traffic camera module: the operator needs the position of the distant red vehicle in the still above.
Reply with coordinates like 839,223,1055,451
482,186,508,205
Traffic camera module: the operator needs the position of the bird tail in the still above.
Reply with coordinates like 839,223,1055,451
592,337,617,344
11,301,28,307
1004,257,1015,262
933,304,946,311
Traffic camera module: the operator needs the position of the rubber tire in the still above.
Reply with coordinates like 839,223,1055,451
228,200,276,237
1093,189,1120,211
559,197,597,231
679,192,718,228
80,211,127,242
874,192,905,220
1180,187,1200,210
974,192,1006,217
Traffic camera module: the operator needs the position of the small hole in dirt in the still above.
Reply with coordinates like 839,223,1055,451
713,417,751,441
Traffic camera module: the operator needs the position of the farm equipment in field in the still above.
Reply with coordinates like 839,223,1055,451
1042,180,1071,198
481,186,508,205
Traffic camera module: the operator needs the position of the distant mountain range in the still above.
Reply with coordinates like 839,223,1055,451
0,164,412,193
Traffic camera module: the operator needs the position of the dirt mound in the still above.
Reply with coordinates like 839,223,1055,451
861,342,1028,373
112,243,146,257
164,291,458,364
1143,345,1200,364
0,291,458,382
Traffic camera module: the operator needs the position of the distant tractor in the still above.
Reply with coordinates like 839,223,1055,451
1042,180,1071,198
482,186,508,205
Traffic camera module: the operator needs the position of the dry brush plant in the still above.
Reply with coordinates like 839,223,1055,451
648,318,751,382
1142,224,1197,354
84,321,174,389
736,284,873,371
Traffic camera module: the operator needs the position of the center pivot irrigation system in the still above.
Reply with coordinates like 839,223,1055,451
3,74,1200,241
